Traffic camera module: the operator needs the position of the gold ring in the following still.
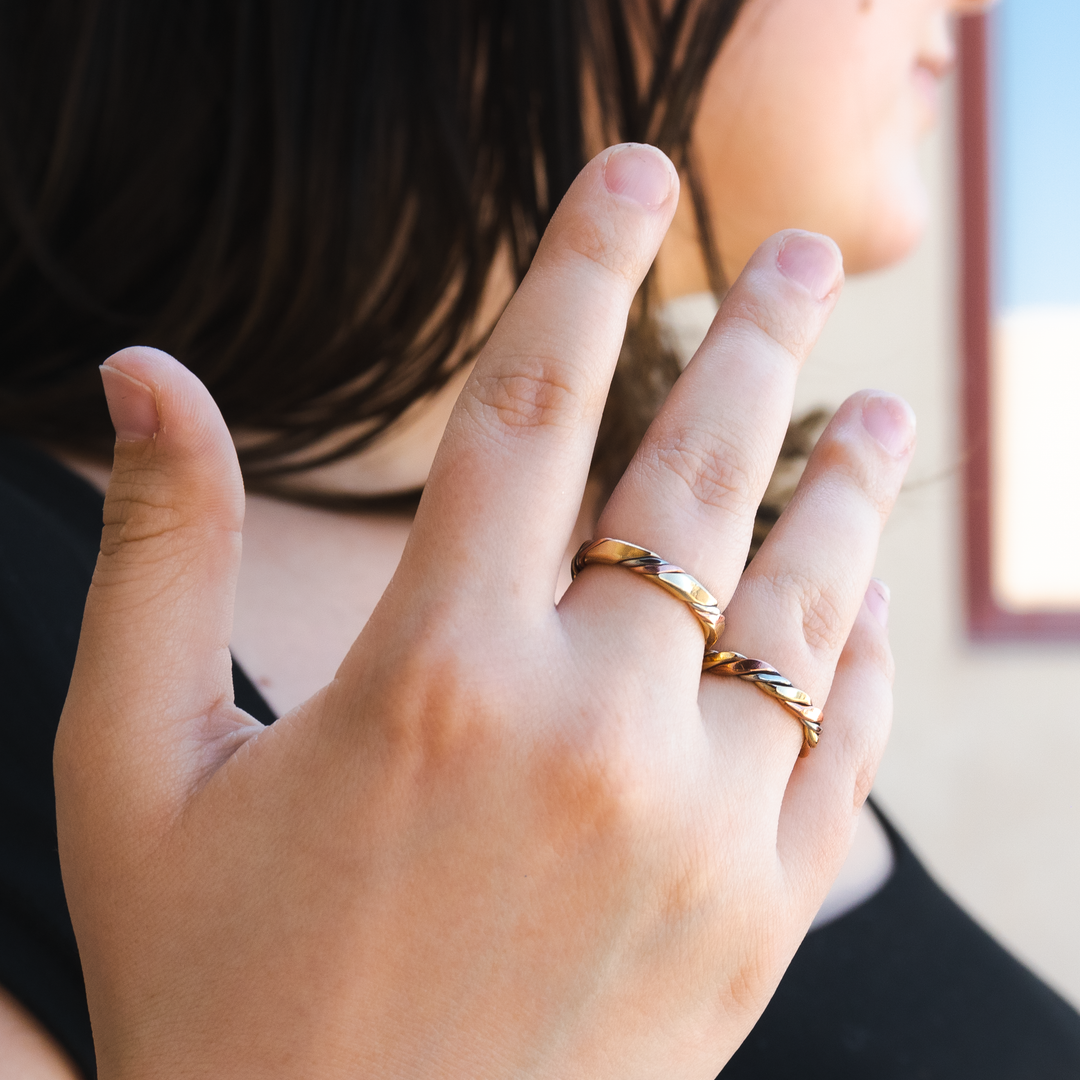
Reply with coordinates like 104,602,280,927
572,538,820,755
702,651,822,756
571,538,725,651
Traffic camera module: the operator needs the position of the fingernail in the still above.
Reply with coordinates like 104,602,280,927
865,578,891,628
603,144,675,210
861,394,916,457
100,364,160,441
777,232,843,300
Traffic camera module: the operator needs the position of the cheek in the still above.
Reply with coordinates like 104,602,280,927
853,90,931,271
843,9,934,271
850,136,929,273
693,0,931,276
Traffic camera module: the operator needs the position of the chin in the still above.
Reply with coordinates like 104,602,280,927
845,158,930,274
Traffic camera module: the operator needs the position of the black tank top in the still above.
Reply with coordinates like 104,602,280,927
1,436,1078,1079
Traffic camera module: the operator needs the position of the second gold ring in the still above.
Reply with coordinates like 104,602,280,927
571,537,821,754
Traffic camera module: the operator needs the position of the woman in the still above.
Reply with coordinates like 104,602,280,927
1,0,1077,1076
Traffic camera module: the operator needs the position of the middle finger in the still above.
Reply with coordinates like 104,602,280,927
566,231,844,673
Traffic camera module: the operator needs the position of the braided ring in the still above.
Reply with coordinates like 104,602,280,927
703,651,822,756
571,538,725,651
572,538,820,755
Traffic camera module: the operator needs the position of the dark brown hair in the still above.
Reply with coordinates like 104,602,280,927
0,0,745,495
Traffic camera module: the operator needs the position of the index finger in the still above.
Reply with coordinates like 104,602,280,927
408,144,678,612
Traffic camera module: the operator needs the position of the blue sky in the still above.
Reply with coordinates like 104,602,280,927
993,0,1080,309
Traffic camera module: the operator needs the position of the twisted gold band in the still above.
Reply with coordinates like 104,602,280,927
702,651,822,756
572,538,820,755
571,538,725,652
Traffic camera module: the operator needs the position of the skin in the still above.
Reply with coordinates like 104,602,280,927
58,166,910,1079
656,0,990,293
2,0,989,1076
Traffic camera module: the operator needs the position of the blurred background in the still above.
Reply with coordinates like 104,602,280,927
796,19,1080,1007
665,3,1080,1007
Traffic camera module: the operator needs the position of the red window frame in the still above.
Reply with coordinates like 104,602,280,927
959,13,1080,639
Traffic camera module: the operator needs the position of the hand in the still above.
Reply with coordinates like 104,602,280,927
56,144,912,1079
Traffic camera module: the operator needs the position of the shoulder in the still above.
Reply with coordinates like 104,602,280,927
0,437,103,701
0,436,101,1079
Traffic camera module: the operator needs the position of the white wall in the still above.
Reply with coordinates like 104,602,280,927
796,77,1080,1006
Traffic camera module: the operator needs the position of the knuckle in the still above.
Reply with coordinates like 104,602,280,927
851,747,879,811
802,591,847,656
92,465,242,596
833,655,893,812
531,699,659,847
541,732,654,852
657,850,713,930
376,645,496,773
772,570,848,657
880,639,896,685
646,428,756,518
562,213,643,287
377,639,655,847
376,630,552,770
466,362,585,438
864,626,896,685
813,428,895,519
719,309,806,374
837,614,894,685
100,492,183,556
843,693,890,810
529,682,659,838
722,951,780,1019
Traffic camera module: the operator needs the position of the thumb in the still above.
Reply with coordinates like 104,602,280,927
55,346,252,829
